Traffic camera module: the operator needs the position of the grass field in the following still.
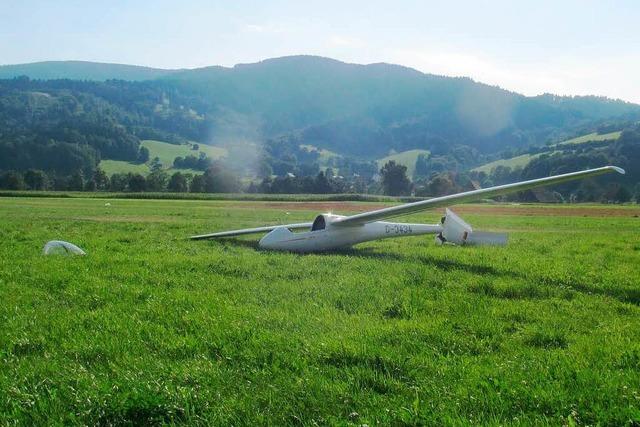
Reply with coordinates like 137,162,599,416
472,131,621,174
472,153,546,174
99,140,228,176
140,140,227,166
1,197,639,425
377,149,431,178
98,159,151,176
558,131,622,146
300,145,340,168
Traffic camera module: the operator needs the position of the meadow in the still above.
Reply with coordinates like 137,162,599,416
99,140,227,176
377,150,431,179
558,131,621,146
0,197,639,425
472,131,621,174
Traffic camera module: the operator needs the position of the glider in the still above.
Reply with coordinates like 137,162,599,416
191,166,624,252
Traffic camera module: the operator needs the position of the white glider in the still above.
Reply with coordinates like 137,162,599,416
191,166,624,252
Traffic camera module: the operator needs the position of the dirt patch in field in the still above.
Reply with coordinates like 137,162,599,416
263,202,389,212
222,201,389,212
452,205,640,218
222,201,640,218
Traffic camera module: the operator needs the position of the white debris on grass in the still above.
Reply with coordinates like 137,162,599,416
43,240,86,256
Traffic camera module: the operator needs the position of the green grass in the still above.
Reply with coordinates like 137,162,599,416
0,190,428,202
558,131,622,146
300,144,340,167
99,159,150,176
472,153,546,174
377,149,430,178
472,131,621,174
140,140,227,166
98,140,228,176
1,198,639,425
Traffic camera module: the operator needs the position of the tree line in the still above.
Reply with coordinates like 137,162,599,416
0,75,637,202
0,159,403,195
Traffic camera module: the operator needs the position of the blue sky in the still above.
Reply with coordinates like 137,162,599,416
2,0,639,102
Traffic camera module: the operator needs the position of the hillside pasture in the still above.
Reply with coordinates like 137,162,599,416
558,131,621,146
377,149,430,178
472,131,622,175
99,159,150,176
472,153,542,174
0,197,639,425
140,140,227,166
300,144,339,167
98,140,227,176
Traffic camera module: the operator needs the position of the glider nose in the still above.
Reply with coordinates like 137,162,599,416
258,227,293,250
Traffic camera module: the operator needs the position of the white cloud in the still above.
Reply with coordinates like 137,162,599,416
388,48,640,103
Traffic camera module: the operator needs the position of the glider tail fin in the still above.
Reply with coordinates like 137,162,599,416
465,231,508,246
435,208,507,246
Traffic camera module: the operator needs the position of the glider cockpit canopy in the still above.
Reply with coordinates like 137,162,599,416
311,215,326,231
310,213,347,231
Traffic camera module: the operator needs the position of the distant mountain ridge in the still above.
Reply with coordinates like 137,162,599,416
1,55,639,174
2,56,638,111
0,60,180,81
159,56,640,156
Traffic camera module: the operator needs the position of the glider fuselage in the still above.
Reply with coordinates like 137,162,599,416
258,217,442,252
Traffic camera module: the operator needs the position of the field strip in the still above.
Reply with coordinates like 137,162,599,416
70,215,179,223
452,205,640,217
216,201,640,217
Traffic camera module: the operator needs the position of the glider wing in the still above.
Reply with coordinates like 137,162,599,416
334,166,625,226
190,222,313,240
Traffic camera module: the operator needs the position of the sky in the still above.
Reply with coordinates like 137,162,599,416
2,0,639,102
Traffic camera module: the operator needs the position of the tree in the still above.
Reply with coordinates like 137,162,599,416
202,163,240,193
146,170,168,191
246,181,259,193
414,154,429,178
190,174,205,193
93,168,109,190
427,173,456,196
84,179,97,191
0,171,25,190
259,177,273,193
614,186,631,203
313,171,332,194
256,159,273,179
490,165,514,185
149,157,162,172
23,169,48,190
68,170,85,191
137,146,150,163
127,174,146,192
109,173,128,191
325,168,335,179
51,175,69,191
173,154,210,171
167,172,188,192
380,161,411,196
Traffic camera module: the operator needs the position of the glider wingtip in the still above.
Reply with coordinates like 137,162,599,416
608,165,625,175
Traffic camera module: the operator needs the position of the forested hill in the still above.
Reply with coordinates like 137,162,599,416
1,56,639,181
160,56,640,155
0,61,179,81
